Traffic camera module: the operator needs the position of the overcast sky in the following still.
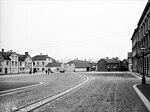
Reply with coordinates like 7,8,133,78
0,0,148,61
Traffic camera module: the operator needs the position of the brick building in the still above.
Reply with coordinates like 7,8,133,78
97,58,120,71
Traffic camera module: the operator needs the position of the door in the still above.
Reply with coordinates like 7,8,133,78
5,68,7,74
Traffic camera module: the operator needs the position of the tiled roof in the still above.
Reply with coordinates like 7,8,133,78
102,59,120,64
0,52,14,60
18,54,28,61
46,62,62,67
32,55,56,62
67,60,91,68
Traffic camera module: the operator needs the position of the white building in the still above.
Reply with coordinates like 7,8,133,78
18,52,32,73
32,53,56,72
128,52,133,72
0,49,33,75
65,59,91,72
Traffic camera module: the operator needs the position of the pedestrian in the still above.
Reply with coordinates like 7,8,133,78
46,70,48,74
29,69,32,74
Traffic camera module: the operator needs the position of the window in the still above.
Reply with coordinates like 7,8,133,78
12,61,14,66
20,62,22,66
0,68,2,72
33,62,35,66
42,62,44,66
15,62,17,66
37,62,39,65
6,61,9,66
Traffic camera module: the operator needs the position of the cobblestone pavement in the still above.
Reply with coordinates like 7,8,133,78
0,73,85,112
33,72,148,112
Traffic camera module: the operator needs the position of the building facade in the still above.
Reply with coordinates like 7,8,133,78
46,62,64,73
128,52,133,72
65,59,91,72
32,53,56,72
18,52,32,73
97,58,120,71
131,0,150,76
0,49,32,74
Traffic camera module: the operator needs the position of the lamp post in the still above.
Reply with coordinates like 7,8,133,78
141,46,146,84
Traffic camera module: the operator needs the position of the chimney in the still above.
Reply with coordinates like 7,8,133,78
40,53,42,55
10,50,12,52
106,57,108,59
25,52,28,55
2,49,4,52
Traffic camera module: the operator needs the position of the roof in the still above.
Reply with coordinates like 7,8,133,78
67,60,91,68
18,54,28,61
46,62,62,67
104,59,120,64
98,58,120,64
32,54,56,62
0,51,15,60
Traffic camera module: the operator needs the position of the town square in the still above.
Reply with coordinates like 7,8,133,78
0,0,150,112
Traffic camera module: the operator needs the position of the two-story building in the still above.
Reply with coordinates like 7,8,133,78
0,49,19,74
131,0,150,76
0,49,33,75
18,52,32,73
32,53,56,72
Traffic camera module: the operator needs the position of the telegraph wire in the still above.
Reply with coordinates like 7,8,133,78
18,29,133,51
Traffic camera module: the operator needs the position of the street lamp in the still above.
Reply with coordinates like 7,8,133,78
141,46,146,84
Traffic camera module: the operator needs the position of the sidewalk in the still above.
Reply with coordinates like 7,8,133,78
130,72,150,112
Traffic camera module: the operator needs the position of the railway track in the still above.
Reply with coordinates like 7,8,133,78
13,75,90,112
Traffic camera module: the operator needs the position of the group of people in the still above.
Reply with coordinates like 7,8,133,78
29,68,38,74
45,69,53,74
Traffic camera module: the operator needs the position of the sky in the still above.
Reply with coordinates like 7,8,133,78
0,0,148,62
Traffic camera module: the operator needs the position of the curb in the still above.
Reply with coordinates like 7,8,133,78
133,84,150,112
128,72,142,79
129,72,150,112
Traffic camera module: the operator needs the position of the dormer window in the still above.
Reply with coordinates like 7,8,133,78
15,56,17,60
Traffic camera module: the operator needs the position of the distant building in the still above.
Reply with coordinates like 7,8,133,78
131,0,150,75
32,53,56,72
89,62,97,71
65,59,91,72
18,52,32,73
97,57,120,71
46,62,63,73
120,59,129,71
128,52,133,72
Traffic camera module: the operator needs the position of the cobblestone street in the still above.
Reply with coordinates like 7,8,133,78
0,73,85,112
33,72,148,112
